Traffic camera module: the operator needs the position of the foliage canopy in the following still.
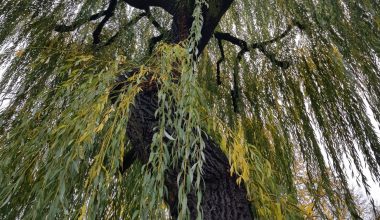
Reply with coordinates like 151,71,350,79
0,0,380,219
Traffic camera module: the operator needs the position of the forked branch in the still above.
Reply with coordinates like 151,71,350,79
92,0,118,44
103,12,147,46
214,24,295,71
214,24,297,113
54,0,118,35
54,11,107,32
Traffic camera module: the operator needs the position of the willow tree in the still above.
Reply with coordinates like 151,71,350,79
0,0,379,219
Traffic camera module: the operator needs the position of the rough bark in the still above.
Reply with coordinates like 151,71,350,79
120,0,254,219
125,83,253,219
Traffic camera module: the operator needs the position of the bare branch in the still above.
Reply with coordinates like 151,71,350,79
148,34,164,54
216,38,225,85
54,11,108,32
145,9,167,33
123,0,176,15
214,24,296,112
102,12,147,47
93,0,118,44
252,24,293,47
54,0,123,33
214,32,249,52
214,24,294,69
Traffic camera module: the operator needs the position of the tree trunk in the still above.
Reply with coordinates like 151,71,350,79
125,85,253,219
121,0,254,219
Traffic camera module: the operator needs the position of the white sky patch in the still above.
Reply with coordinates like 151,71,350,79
300,78,380,205
0,44,13,110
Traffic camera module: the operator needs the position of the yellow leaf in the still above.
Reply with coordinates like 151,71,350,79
15,50,25,57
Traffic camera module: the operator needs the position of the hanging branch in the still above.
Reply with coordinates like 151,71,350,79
216,37,225,85
230,49,246,113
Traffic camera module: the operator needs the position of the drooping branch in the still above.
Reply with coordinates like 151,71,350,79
216,38,225,85
231,49,246,113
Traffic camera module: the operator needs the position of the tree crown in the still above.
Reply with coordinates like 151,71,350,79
0,0,379,219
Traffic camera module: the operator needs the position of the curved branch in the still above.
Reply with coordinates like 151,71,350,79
252,24,293,47
214,25,295,111
148,34,164,54
214,32,249,52
93,0,118,44
214,24,294,69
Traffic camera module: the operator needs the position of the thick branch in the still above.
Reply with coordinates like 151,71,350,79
123,0,176,15
214,32,249,52
148,34,164,54
119,147,137,173
145,9,167,33
93,0,118,44
196,0,234,54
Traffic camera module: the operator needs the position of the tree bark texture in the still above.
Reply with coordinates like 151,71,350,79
121,0,254,219
125,85,253,220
